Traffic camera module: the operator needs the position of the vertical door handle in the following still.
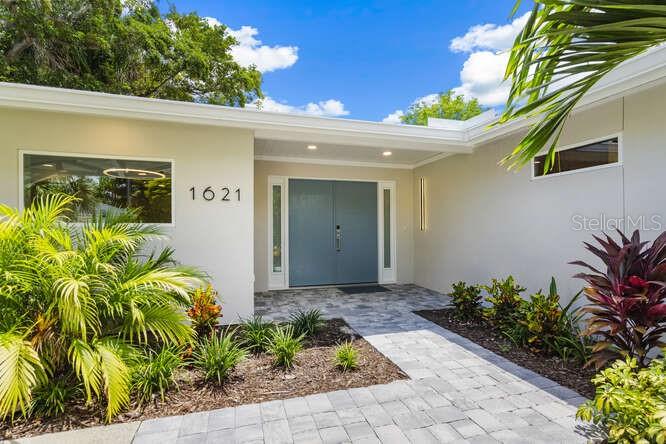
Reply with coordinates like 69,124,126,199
336,225,342,251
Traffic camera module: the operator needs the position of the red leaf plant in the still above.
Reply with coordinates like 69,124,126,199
571,230,666,368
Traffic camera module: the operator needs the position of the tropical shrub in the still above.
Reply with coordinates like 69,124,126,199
334,342,359,371
267,325,303,368
483,276,526,330
241,315,274,353
289,309,324,338
577,355,666,443
0,194,202,421
572,230,666,368
193,330,246,384
450,281,483,321
506,278,591,363
187,285,222,337
29,380,76,418
132,347,183,405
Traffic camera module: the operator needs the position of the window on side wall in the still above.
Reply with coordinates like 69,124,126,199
22,152,173,224
533,137,619,177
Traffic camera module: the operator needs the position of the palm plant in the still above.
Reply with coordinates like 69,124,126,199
0,194,202,421
500,1,666,171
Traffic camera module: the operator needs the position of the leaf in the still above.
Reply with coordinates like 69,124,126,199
0,333,45,420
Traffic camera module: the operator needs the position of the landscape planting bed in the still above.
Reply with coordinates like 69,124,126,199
415,308,595,398
1,318,406,440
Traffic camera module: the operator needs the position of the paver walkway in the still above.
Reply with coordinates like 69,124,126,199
15,285,596,444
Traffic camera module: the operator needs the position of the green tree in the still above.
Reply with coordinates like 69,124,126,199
0,0,262,106
499,0,666,171
401,90,484,126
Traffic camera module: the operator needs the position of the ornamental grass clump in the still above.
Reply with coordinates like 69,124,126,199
241,315,274,353
449,281,483,321
267,325,303,368
334,342,359,371
289,309,324,338
577,355,666,443
572,230,666,368
132,347,183,405
193,330,246,384
0,194,202,422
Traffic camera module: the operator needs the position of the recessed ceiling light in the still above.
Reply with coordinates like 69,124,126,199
382,151,392,156
42,163,55,167
307,144,317,150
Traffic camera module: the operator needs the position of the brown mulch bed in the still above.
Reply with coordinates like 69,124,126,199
414,308,596,398
1,318,406,440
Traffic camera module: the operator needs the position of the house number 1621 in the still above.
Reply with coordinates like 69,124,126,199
189,186,241,202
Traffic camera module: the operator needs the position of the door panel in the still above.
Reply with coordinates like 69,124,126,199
288,179,378,287
334,181,378,284
289,180,336,286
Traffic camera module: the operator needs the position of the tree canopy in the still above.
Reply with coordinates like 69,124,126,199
0,0,262,106
401,90,484,126
500,0,666,171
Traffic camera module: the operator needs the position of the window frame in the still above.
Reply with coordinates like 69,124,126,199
19,150,176,226
530,133,623,181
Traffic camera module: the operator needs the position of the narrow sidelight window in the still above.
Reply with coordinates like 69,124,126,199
419,177,426,231
383,188,391,268
272,185,282,272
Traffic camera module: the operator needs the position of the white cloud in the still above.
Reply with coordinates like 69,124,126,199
447,13,530,107
250,97,350,117
450,13,530,53
382,110,404,124
452,51,511,107
204,19,298,73
226,25,298,73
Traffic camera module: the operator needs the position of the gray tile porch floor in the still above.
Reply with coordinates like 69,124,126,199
15,285,599,444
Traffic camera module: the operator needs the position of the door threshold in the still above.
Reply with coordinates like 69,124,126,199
289,283,379,290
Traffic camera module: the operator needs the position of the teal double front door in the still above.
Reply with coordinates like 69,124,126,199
289,179,378,287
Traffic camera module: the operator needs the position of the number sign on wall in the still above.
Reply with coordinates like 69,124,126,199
189,186,241,202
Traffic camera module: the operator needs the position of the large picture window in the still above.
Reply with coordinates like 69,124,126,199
22,153,173,223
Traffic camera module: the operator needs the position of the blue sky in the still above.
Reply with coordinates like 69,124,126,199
166,1,532,122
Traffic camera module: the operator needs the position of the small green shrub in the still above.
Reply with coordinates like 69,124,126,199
132,347,183,405
194,330,247,384
289,309,324,338
267,325,303,368
483,276,526,330
506,279,590,363
334,342,359,371
30,379,76,418
577,355,666,443
450,281,482,321
241,315,274,353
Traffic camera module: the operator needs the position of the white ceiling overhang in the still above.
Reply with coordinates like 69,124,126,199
1,45,666,169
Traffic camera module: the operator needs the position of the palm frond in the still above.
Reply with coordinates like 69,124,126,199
119,304,193,345
120,268,201,299
0,333,46,420
94,338,132,422
53,277,99,338
68,339,102,403
500,1,666,171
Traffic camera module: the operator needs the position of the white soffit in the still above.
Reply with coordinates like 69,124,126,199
0,44,665,160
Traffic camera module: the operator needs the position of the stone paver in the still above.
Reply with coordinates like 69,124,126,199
16,285,593,444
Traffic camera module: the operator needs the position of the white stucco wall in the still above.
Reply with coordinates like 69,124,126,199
0,108,255,322
413,86,666,305
253,160,414,292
